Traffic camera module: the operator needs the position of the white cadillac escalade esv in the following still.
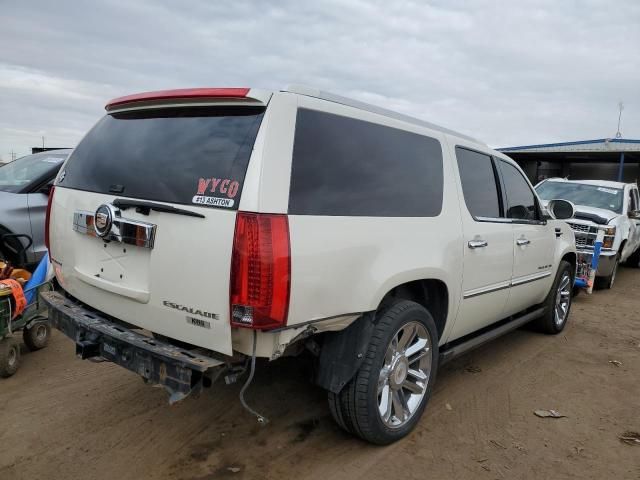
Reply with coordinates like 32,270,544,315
536,178,640,289
42,86,577,444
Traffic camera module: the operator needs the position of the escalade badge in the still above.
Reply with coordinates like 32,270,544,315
94,204,114,237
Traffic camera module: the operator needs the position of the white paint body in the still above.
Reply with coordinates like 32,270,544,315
48,87,576,359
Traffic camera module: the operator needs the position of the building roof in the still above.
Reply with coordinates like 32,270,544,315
540,178,630,188
498,138,640,153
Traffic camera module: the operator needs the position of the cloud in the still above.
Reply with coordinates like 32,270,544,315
1,0,639,159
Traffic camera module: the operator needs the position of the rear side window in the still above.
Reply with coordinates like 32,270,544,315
456,147,501,219
498,160,538,220
288,108,444,216
60,107,265,209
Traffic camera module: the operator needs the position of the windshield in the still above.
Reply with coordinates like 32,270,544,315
59,106,265,210
0,152,68,193
536,181,624,213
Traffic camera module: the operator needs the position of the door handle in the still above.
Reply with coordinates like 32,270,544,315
468,239,488,249
516,238,531,246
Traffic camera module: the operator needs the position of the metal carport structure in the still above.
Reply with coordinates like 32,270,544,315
498,138,640,185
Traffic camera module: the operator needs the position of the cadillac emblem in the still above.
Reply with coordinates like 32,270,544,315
94,204,114,237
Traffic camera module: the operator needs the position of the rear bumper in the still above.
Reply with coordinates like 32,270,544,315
41,291,224,401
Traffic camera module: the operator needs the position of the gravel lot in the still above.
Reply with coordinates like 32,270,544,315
1,268,639,480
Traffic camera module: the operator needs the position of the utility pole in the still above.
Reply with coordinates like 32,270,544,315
42,136,45,149
10,150,16,162
615,101,624,139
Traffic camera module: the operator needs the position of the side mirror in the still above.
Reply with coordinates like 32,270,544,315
548,199,575,220
628,209,640,219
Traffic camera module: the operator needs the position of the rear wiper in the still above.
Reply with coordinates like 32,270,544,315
113,199,205,218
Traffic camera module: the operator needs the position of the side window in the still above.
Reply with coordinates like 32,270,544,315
628,189,637,211
455,147,501,219
288,108,444,216
498,160,538,221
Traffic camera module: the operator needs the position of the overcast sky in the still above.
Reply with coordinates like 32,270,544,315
2,0,639,160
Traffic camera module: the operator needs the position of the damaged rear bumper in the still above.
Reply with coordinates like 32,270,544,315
40,290,224,402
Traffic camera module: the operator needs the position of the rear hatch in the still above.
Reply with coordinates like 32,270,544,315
49,94,268,355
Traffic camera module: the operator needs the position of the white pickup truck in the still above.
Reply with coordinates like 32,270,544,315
536,178,640,288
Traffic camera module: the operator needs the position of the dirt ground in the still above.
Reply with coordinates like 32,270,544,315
1,269,639,480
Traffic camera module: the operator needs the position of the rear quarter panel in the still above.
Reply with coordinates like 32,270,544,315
273,95,464,346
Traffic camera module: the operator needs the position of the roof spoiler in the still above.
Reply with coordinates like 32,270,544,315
105,88,271,112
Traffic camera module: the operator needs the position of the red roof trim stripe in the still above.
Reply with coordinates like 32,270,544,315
105,88,250,109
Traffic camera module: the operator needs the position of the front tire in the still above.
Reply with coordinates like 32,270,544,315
596,254,619,290
0,336,21,378
328,300,438,445
534,260,573,334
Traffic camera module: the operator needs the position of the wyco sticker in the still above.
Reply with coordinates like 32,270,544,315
192,177,239,208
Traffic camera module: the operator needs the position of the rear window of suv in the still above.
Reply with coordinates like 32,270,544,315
289,108,444,217
59,107,265,209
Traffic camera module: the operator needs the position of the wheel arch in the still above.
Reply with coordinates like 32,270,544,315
377,279,449,340
315,278,449,394
561,251,577,275
0,224,20,263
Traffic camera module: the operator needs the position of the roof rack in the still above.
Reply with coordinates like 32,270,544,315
282,85,483,145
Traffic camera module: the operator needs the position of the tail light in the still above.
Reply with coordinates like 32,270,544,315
45,186,55,253
230,212,290,330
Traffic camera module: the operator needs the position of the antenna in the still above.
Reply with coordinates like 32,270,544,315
615,101,624,139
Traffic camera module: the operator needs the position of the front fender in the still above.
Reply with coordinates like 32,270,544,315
553,220,577,273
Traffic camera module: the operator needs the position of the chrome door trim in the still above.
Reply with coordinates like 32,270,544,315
463,271,552,299
463,280,511,299
511,270,552,287
73,210,157,249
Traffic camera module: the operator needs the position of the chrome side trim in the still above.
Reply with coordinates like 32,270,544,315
463,271,552,299
73,210,157,249
463,281,511,299
511,271,552,287
475,216,513,224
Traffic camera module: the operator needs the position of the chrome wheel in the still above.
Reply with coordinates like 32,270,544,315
378,321,432,428
554,271,572,327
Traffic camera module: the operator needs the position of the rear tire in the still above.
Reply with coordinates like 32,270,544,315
0,336,21,378
23,321,51,351
534,260,573,334
327,300,438,445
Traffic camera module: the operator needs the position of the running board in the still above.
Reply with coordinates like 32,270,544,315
439,307,545,364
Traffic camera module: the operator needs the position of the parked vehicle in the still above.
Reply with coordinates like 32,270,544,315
536,178,640,288
0,150,71,267
0,234,53,378
42,86,577,444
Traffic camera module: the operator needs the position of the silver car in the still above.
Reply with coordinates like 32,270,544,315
0,149,71,266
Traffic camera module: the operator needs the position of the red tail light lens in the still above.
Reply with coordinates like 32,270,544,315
230,212,290,330
45,186,55,253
